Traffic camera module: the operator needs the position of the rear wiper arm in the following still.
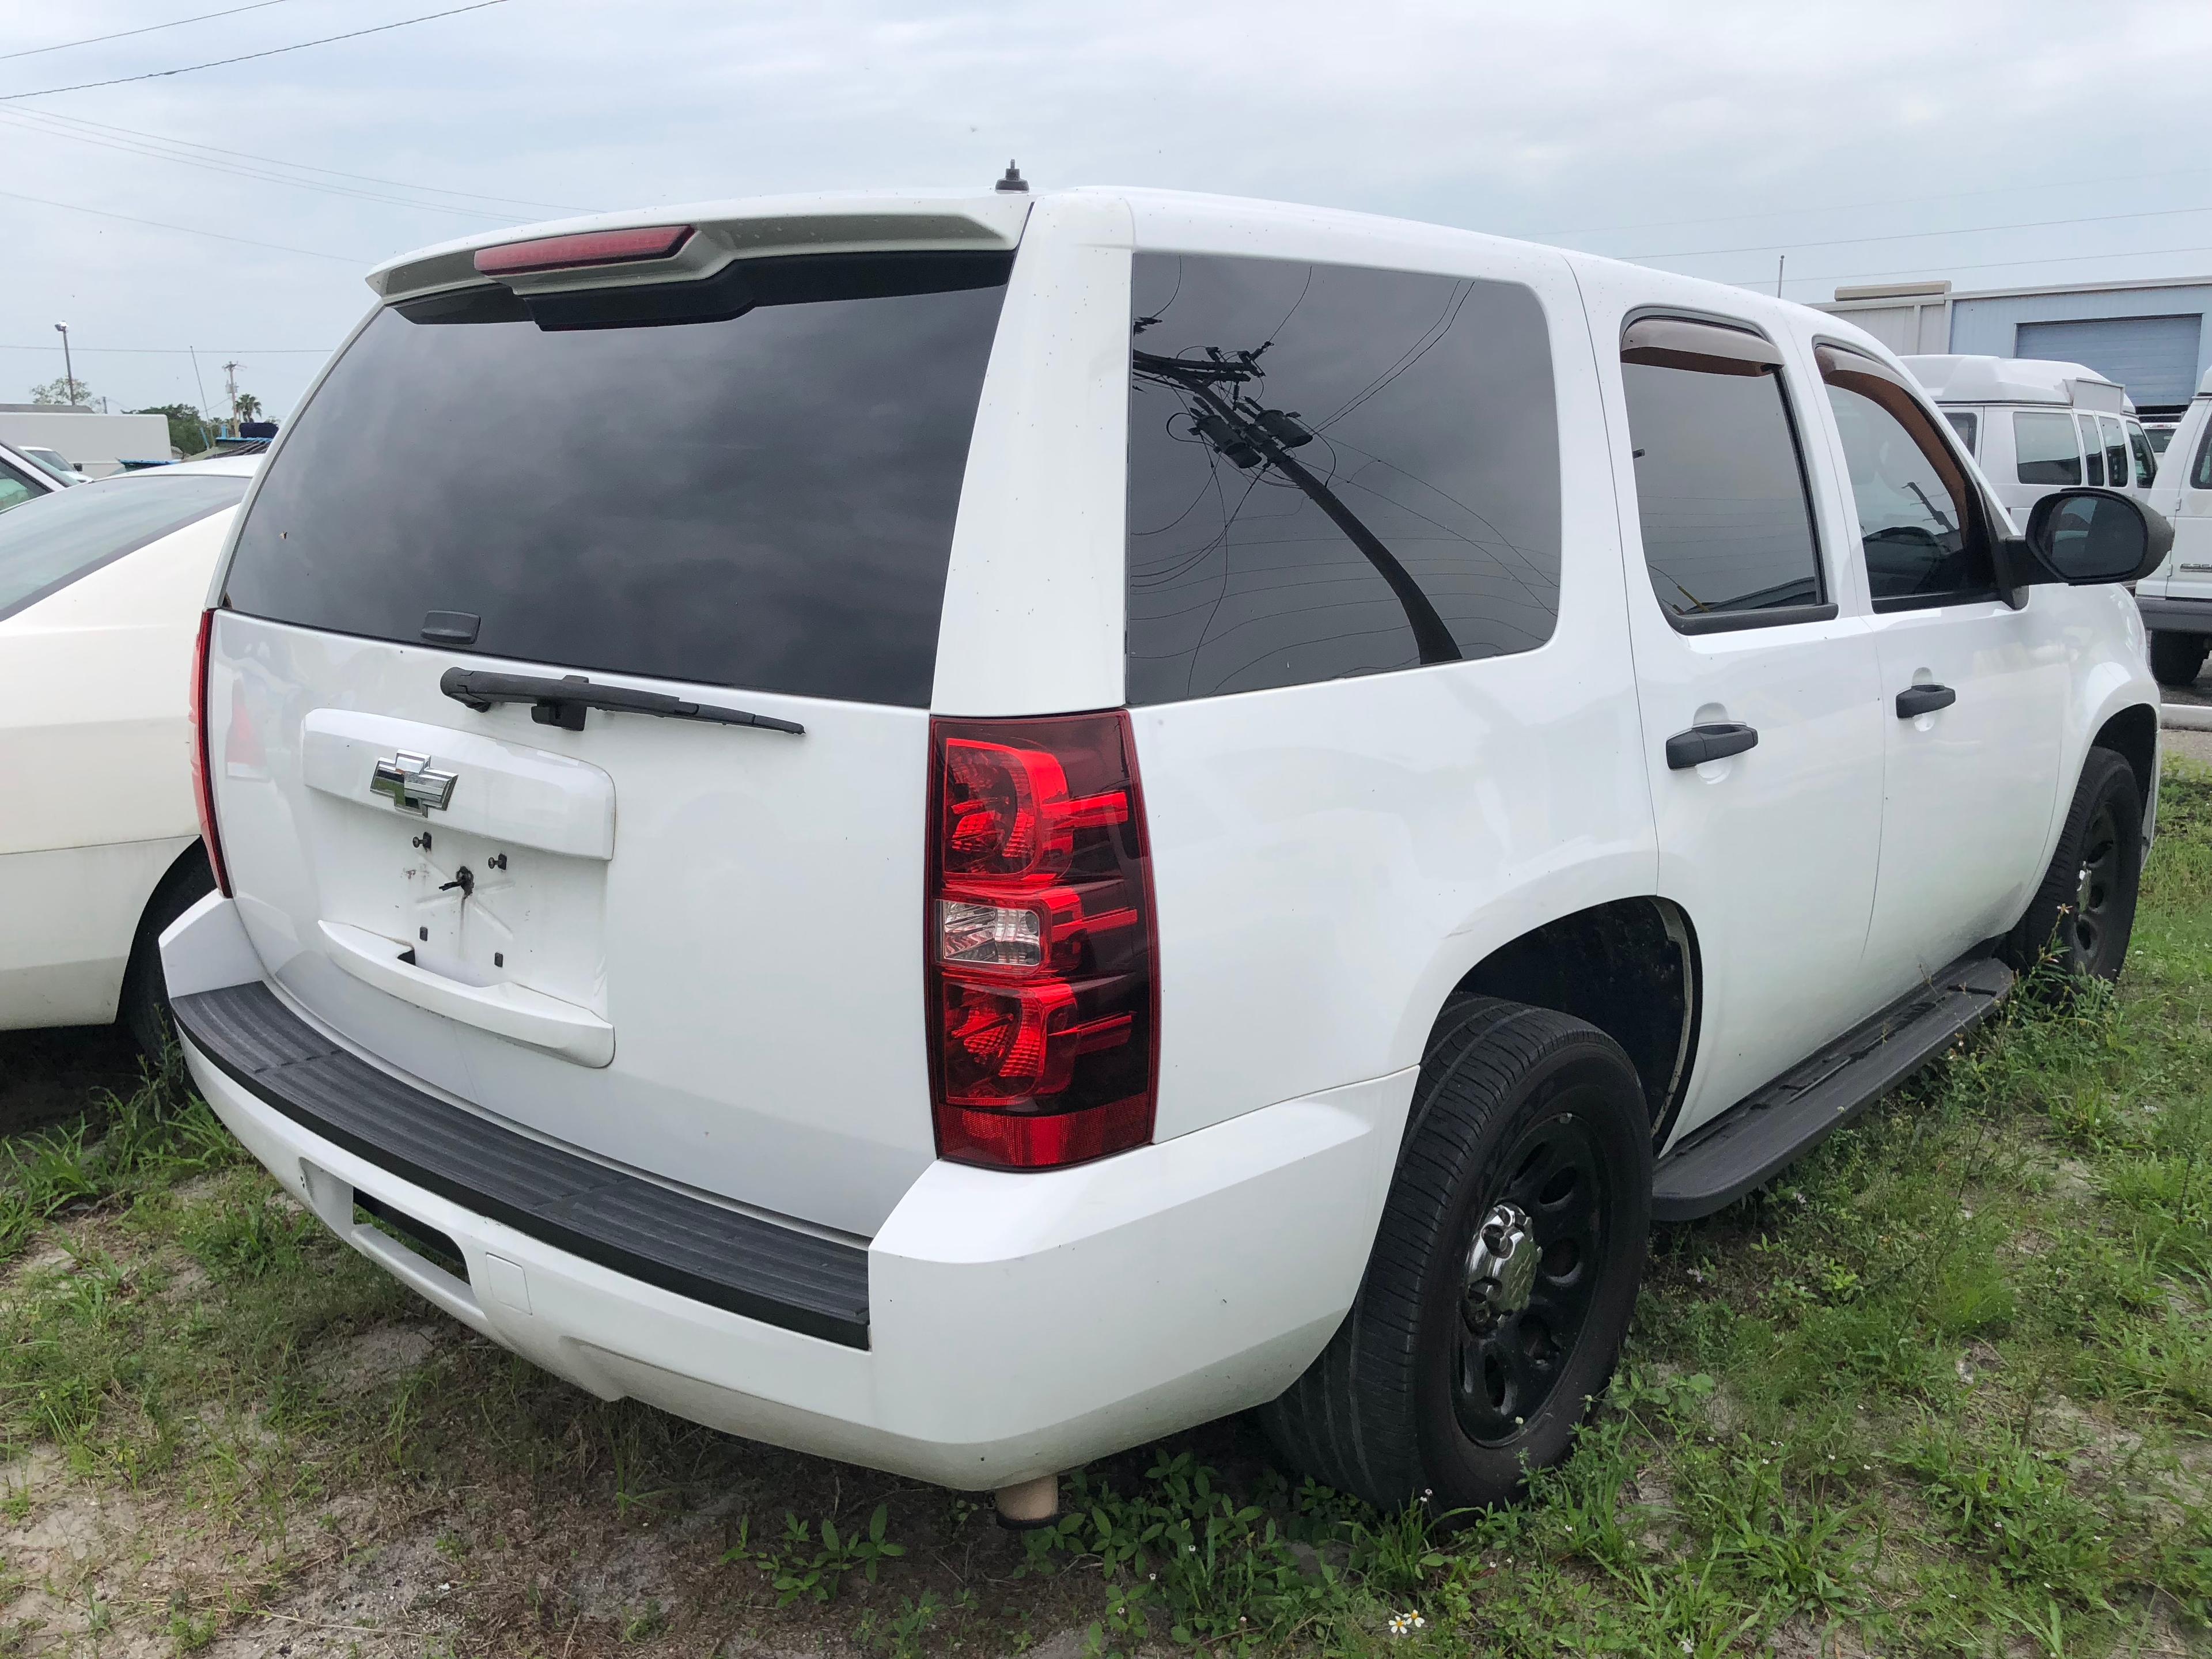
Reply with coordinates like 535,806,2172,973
439,668,804,735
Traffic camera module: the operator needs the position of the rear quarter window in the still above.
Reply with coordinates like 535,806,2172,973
1122,252,1561,704
223,251,1012,708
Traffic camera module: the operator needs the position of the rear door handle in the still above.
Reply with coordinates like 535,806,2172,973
1665,722,1759,770
1895,684,1957,718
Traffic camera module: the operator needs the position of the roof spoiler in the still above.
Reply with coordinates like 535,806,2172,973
366,195,1032,305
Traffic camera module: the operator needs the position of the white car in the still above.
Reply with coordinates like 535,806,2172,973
2140,364,2212,688
163,187,2163,1518
1,457,259,1050
0,442,68,514
16,444,92,487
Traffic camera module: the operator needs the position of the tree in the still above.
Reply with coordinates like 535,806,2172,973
132,404,211,456
233,392,264,423
28,376,90,407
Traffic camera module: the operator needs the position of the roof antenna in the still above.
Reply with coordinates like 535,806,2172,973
995,160,1029,194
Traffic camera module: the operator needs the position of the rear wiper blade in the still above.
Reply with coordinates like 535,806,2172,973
439,668,804,735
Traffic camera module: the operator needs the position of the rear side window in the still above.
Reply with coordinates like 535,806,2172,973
1122,253,1560,704
1819,346,1993,608
0,474,244,624
1619,317,1825,628
2014,411,2082,485
2076,414,2106,485
2098,416,2128,488
225,251,1012,707
0,459,39,516
1945,410,1979,454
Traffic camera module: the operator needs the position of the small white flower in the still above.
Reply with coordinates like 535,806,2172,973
1680,1640,1694,1654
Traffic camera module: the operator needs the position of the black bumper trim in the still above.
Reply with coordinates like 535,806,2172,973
2137,593,2212,635
172,983,870,1349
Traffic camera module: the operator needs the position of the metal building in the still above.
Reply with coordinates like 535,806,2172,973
1817,276,2212,418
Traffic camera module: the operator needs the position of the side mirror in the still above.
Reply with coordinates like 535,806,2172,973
2018,487,2172,585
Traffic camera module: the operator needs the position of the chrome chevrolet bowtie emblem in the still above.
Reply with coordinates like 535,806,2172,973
370,751,457,816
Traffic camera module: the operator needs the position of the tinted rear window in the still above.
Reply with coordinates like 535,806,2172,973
1123,253,1560,704
224,251,1012,707
0,474,244,624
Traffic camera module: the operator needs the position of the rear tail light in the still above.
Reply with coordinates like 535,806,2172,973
189,608,231,896
927,713,1157,1170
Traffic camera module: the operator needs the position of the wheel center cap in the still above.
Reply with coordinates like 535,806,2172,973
1465,1202,1539,1322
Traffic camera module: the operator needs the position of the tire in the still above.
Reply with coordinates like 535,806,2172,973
119,845,215,1060
2148,631,2209,690
1259,998,1653,1513
2003,747,2142,984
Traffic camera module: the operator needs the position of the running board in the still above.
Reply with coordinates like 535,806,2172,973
1651,953,2014,1222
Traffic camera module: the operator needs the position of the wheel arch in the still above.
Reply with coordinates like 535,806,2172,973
1414,896,1702,1152
2090,699,2159,823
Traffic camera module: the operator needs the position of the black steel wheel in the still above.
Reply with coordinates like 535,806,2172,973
1452,1111,1611,1445
1260,998,1652,1513
2005,746,2143,985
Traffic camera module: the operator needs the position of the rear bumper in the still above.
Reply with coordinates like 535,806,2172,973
2137,593,2212,635
173,959,1408,1488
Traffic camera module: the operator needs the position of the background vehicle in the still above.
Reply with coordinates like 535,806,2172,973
1902,354,2157,518
2141,363,2212,688
162,189,2163,1517
0,441,69,515
0,457,259,1052
14,444,89,486
0,408,173,480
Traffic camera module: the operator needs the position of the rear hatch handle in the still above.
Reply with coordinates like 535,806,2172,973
440,668,804,735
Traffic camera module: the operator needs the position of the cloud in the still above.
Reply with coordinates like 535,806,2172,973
5,0,2208,417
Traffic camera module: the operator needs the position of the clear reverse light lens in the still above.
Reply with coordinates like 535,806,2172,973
940,899,1041,967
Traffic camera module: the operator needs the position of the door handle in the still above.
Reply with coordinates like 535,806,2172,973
1895,684,1957,718
1665,722,1759,770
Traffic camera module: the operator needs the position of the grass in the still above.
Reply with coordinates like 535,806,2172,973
0,756,2207,1655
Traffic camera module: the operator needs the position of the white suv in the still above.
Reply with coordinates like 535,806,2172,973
162,187,2167,1517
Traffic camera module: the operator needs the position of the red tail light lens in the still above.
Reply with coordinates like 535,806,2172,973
189,608,231,896
927,713,1157,1170
473,225,694,278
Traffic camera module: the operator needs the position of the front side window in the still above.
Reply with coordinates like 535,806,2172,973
1820,346,1991,607
1619,317,1824,627
2192,420,2212,491
0,459,39,515
1945,410,1979,454
1123,253,1561,703
2014,411,2082,485
2128,421,2158,486
0,474,245,623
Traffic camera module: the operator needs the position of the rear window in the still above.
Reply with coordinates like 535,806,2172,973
1123,252,1560,704
224,251,1012,707
0,474,244,624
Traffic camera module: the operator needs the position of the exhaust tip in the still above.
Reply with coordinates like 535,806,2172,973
993,1473,1060,1530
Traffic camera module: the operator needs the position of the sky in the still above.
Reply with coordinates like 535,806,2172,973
6,0,2212,422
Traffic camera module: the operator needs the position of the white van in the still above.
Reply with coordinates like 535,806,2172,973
2141,363,2212,687
1902,355,2158,522
162,187,2165,1517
